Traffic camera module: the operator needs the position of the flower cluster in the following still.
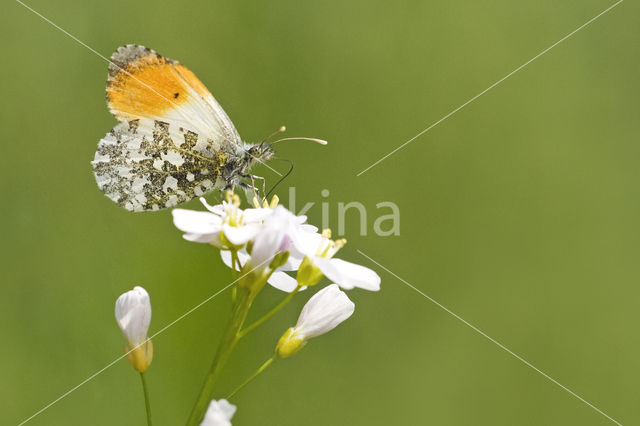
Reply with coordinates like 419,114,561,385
172,192,381,293
114,191,380,426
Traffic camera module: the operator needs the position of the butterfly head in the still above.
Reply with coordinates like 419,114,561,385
221,128,326,191
245,142,275,166
237,142,275,177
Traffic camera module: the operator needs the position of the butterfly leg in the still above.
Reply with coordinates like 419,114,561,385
221,182,236,192
249,174,266,200
220,181,238,202
237,172,264,200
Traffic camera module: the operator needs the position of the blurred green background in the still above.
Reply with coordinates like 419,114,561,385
1,0,638,424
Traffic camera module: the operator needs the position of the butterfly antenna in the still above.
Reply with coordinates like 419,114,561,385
270,137,328,145
259,125,287,148
266,158,294,199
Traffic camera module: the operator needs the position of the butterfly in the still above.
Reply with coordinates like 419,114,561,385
92,44,324,212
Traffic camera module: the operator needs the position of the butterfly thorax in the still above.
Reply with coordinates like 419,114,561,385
222,143,274,187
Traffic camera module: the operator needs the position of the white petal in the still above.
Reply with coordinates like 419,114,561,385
220,250,234,269
291,228,323,256
300,223,319,233
199,197,226,216
222,223,260,245
279,251,304,271
314,258,381,291
220,250,250,271
115,286,151,345
216,399,237,420
237,250,250,266
249,206,297,268
242,208,273,223
183,232,222,245
295,284,354,339
172,209,222,234
200,399,236,426
267,271,304,292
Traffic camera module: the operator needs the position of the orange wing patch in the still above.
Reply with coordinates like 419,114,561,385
106,45,210,121
173,65,212,99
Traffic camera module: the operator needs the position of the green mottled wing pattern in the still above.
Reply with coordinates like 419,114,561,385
92,118,227,211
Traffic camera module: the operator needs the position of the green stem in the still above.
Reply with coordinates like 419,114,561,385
230,250,240,275
238,284,302,339
230,250,240,304
140,372,152,426
227,355,276,399
186,286,256,426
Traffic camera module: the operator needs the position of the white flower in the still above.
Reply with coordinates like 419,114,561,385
172,192,379,292
276,284,355,357
248,205,299,270
294,229,381,291
220,206,306,292
221,249,300,293
172,195,271,248
115,286,153,372
200,399,236,426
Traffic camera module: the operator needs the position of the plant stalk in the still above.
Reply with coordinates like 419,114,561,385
185,285,255,426
227,355,276,399
140,372,152,426
238,284,302,338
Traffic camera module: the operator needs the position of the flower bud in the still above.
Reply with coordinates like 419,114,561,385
200,399,236,426
115,286,153,372
276,284,354,358
276,327,307,358
296,256,324,287
125,340,153,373
269,251,290,270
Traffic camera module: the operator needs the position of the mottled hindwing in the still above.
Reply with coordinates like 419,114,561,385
94,44,243,211
92,118,228,211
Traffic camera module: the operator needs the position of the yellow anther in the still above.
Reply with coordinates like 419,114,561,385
321,229,332,239
334,238,347,249
269,195,280,209
252,196,261,209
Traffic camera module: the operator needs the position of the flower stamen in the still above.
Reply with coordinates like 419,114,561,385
252,194,280,209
